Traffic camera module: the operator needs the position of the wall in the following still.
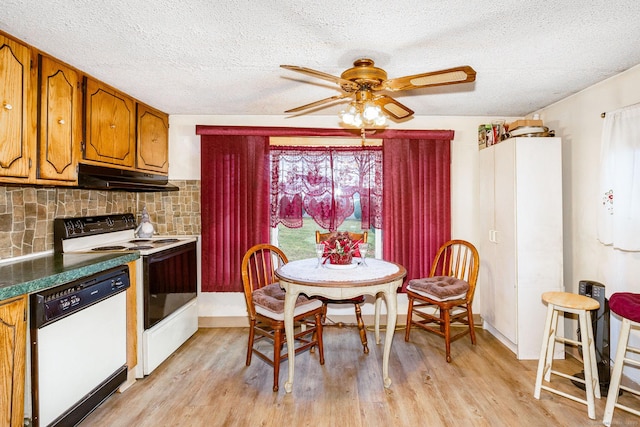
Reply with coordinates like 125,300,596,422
169,114,517,325
0,182,201,260
534,64,640,381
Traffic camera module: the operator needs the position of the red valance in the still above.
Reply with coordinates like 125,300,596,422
196,125,454,140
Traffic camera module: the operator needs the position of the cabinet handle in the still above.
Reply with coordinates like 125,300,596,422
58,119,65,125
110,124,116,129
3,103,12,110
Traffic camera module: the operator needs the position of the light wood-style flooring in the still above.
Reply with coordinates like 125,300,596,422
83,325,640,427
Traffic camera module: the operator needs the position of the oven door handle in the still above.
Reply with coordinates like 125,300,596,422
145,241,196,263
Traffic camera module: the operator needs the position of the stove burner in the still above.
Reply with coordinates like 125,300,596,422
130,239,152,243
154,238,179,244
129,245,154,250
92,246,127,251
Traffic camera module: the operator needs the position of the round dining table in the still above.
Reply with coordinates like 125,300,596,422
275,257,406,393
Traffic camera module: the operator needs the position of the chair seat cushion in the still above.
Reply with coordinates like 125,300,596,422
253,283,322,320
407,275,469,302
610,292,640,323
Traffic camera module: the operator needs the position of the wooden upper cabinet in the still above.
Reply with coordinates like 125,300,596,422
83,77,135,168
37,55,81,183
137,103,169,174
0,34,36,181
0,295,27,427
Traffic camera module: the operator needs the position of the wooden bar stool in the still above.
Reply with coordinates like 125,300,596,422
603,292,640,426
534,291,601,420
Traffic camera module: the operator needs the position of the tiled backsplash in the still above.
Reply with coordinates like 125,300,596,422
0,180,201,260
138,180,201,235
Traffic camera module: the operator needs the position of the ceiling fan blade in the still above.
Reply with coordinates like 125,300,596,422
280,65,359,92
382,66,476,91
375,95,414,120
284,94,352,113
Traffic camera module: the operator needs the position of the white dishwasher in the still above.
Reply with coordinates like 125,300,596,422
30,266,130,427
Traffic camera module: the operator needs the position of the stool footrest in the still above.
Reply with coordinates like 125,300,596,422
623,355,640,369
620,384,640,397
555,336,581,347
541,385,588,406
613,402,640,418
550,369,585,385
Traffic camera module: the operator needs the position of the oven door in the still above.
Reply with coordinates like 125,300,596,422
143,241,197,330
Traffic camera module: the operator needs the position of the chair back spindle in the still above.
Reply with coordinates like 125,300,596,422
430,240,479,304
241,244,288,319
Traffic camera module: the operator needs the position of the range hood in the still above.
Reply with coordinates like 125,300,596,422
77,163,179,192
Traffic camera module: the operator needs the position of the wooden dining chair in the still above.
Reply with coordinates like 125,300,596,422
241,244,325,391
404,239,480,362
316,230,370,354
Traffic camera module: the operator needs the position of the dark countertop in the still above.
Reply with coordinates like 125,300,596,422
0,251,140,301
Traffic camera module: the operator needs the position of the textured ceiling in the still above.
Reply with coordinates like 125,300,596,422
3,1,640,120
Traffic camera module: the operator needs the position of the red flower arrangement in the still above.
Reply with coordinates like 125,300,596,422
322,232,362,265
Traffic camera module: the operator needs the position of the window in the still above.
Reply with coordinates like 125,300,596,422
270,146,382,260
273,200,379,261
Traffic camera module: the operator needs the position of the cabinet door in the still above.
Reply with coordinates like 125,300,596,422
0,296,27,427
493,140,517,343
137,103,168,173
0,34,35,181
514,138,564,358
514,138,563,287
37,55,80,182
84,78,135,168
478,147,496,326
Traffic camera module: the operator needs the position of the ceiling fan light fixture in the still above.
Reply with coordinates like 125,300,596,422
362,102,380,121
340,100,387,128
352,113,363,128
339,105,357,125
374,115,387,126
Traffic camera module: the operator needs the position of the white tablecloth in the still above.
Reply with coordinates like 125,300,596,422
278,257,399,283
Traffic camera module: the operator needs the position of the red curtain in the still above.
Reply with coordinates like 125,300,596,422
382,136,452,290
270,146,382,230
200,135,270,292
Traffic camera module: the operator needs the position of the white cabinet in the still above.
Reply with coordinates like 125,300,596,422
479,137,564,359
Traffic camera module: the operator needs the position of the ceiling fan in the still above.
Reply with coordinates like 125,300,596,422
280,58,476,122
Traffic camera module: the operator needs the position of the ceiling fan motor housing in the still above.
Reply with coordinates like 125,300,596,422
341,58,387,88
